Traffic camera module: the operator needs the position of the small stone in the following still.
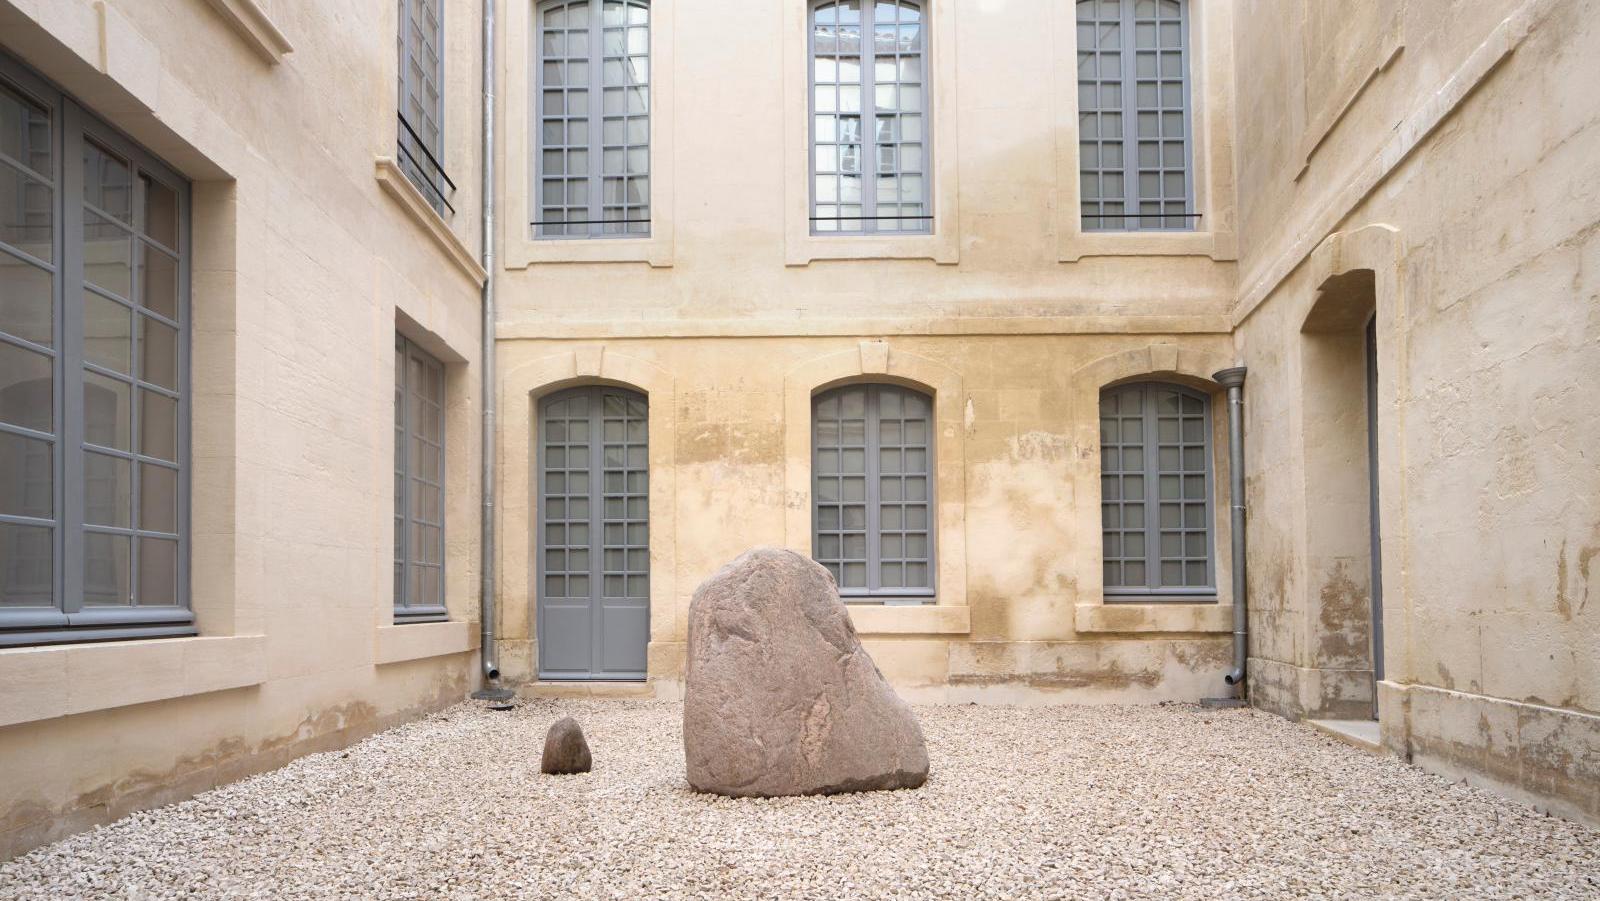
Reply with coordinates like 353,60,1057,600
540,717,592,775
683,547,929,797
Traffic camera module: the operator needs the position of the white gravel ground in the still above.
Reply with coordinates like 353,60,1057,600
3,700,1597,900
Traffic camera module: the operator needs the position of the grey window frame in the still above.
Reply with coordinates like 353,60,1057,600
0,53,194,648
394,334,448,624
808,0,932,235
811,383,935,602
398,0,453,213
1075,0,1196,232
1100,381,1216,602
533,0,653,239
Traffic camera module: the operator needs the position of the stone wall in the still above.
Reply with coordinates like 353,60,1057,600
0,0,487,859
1230,0,1600,824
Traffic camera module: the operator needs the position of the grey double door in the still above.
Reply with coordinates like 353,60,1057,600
537,387,649,681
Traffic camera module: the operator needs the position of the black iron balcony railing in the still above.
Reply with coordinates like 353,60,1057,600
397,113,456,215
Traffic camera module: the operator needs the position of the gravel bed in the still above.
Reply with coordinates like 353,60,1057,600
3,700,1597,900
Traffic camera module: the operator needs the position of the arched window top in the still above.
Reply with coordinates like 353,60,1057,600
535,0,652,239
808,0,930,235
1099,381,1214,597
812,383,934,598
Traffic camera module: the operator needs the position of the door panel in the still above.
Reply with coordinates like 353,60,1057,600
538,386,648,681
1366,317,1385,698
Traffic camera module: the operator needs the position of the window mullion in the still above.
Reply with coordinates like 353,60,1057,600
1119,0,1138,229
588,0,604,232
864,385,881,593
1144,387,1161,591
399,340,411,610
589,387,605,669
1180,0,1195,224
861,1,878,234
130,165,145,609
60,101,86,617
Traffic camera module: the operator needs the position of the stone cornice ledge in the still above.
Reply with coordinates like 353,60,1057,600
374,158,487,288
200,0,294,64
1075,602,1231,634
848,604,970,636
0,635,267,728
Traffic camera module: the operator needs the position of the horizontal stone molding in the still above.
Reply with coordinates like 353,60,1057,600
374,157,487,287
848,604,971,636
374,621,479,667
200,0,293,64
1074,603,1231,634
496,314,1234,341
0,635,266,728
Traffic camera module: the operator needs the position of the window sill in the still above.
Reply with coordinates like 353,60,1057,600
373,157,486,286
1059,230,1238,263
200,0,294,64
847,604,970,636
1074,602,1232,635
375,619,477,666
786,232,959,267
507,232,673,268
0,634,266,728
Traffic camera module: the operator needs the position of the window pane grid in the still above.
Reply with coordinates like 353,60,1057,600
397,0,447,211
810,0,928,235
537,0,652,239
814,384,933,598
1076,0,1192,232
600,391,648,599
0,59,192,638
394,335,445,620
1101,382,1213,596
542,391,593,600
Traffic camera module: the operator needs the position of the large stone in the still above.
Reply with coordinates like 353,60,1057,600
541,717,592,775
683,547,929,796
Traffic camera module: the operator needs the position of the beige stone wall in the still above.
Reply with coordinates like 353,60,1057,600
0,0,487,858
493,336,1241,705
3,0,1593,863
491,0,1246,704
1230,0,1600,823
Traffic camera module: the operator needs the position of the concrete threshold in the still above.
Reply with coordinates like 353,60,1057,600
1309,718,1383,754
520,681,655,699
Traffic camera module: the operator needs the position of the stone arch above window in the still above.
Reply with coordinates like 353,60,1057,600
1069,342,1235,617
496,346,677,683
782,342,965,611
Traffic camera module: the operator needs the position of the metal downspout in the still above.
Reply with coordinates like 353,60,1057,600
1214,367,1249,697
475,0,505,694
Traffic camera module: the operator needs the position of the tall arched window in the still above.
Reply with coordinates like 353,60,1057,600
1076,0,1194,231
1100,382,1214,597
809,0,929,234
535,0,651,238
813,384,934,599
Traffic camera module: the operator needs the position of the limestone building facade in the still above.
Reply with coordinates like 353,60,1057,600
0,0,1595,858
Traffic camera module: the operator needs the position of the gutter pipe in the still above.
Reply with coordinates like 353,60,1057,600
475,0,504,693
1214,367,1249,697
